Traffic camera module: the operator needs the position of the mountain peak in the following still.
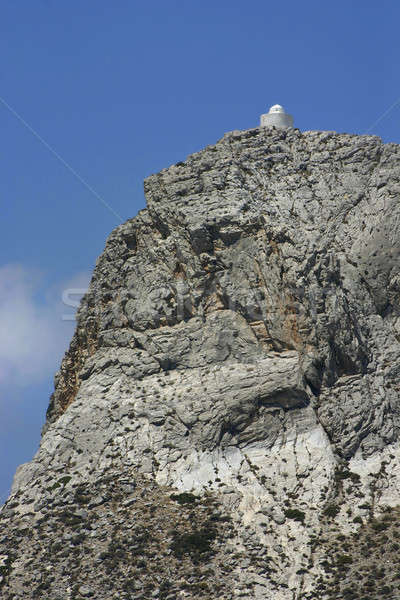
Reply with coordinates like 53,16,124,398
2,129,400,599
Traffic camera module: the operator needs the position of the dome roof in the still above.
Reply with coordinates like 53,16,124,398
269,104,285,114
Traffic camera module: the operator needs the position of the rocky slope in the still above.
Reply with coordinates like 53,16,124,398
2,126,400,599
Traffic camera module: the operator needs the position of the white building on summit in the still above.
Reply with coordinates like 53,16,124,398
260,104,294,128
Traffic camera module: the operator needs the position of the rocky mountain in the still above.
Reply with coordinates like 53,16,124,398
1,126,400,600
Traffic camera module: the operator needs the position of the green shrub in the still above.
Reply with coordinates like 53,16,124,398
170,525,217,562
324,504,340,518
284,508,305,523
52,475,72,490
371,520,389,532
170,492,197,505
335,469,360,484
336,554,353,567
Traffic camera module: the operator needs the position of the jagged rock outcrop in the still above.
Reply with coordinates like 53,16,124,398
2,126,400,600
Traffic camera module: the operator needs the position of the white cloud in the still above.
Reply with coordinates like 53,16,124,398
0,264,90,391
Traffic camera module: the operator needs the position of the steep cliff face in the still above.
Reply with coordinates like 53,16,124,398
2,127,400,600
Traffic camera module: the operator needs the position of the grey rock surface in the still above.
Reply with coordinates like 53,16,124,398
2,126,400,599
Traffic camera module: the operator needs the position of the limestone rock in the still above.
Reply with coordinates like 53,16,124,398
2,126,400,599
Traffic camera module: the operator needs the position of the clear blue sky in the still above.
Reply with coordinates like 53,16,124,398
1,0,399,503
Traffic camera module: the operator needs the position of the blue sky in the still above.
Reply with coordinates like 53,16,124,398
1,0,399,503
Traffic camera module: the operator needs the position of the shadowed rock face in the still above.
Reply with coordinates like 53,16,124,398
2,128,400,599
